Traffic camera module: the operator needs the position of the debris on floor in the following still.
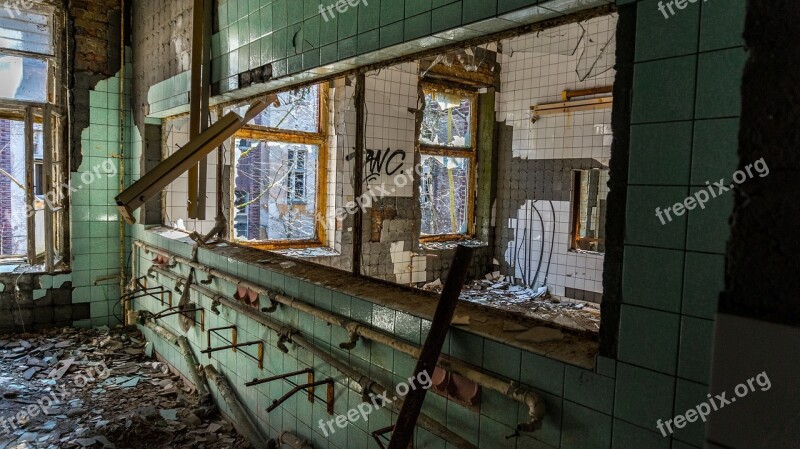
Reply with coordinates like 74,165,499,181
423,275,601,333
0,327,250,449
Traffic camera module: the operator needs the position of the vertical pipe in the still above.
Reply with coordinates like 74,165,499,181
43,105,53,272
24,106,34,265
119,0,127,298
352,73,365,275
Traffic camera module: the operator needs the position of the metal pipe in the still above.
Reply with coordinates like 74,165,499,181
276,432,312,449
148,266,476,448
204,364,269,449
134,241,545,430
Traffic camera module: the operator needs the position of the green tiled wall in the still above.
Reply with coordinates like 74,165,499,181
71,57,134,327
127,0,747,447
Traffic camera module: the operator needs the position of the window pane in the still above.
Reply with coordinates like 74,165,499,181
573,169,608,253
0,118,29,256
420,90,472,148
233,139,319,241
420,155,470,235
0,12,53,55
0,54,47,102
231,85,320,132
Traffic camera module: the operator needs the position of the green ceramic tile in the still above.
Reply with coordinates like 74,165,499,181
691,118,739,186
614,363,675,429
635,0,699,62
303,49,320,69
479,416,517,449
450,328,483,366
699,0,745,51
380,0,405,25
482,339,521,380
612,419,670,449
379,22,404,47
337,3,358,39
618,305,680,374
625,186,688,249
520,350,565,396
498,0,537,14
358,0,380,34
431,2,462,34
631,56,696,124
695,47,746,119
273,0,288,29
462,0,496,24
288,0,304,24
319,11,338,45
446,402,479,445
481,388,520,430
672,379,709,446
357,29,380,54
338,35,357,58
406,0,431,17
404,12,431,40
681,251,722,319
564,366,615,415
622,245,684,312
678,316,714,384
394,312,421,344
685,189,732,254
629,121,693,186
561,401,612,449
305,0,323,20
303,16,321,49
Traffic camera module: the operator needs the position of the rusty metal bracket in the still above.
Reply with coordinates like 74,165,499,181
200,273,214,285
339,322,360,350
265,378,334,415
207,325,237,352
201,336,264,369
151,305,205,331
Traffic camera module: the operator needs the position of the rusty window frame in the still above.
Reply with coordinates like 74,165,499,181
418,82,478,242
226,84,330,251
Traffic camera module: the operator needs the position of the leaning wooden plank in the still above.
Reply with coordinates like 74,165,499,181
388,245,475,449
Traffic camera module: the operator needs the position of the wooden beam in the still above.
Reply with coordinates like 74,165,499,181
387,245,475,449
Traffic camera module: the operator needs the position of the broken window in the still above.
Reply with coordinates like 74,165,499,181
571,169,608,253
230,85,327,246
419,85,476,238
0,6,66,268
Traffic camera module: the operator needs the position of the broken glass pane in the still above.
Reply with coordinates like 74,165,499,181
420,89,472,148
230,85,320,133
233,139,319,241
0,11,53,55
0,118,30,256
0,54,47,102
420,155,470,236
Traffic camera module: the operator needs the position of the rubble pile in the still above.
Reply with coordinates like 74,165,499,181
424,274,601,333
0,327,249,449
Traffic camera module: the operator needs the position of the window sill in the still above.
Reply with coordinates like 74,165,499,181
568,248,605,257
420,238,487,251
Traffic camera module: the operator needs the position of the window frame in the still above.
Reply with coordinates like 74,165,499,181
227,84,329,251
570,168,607,254
0,3,67,269
418,82,478,242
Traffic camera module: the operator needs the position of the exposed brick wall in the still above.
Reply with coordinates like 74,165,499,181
68,0,123,171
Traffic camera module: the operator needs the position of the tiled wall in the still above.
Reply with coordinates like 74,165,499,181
71,64,133,327
495,15,616,300
127,0,747,447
